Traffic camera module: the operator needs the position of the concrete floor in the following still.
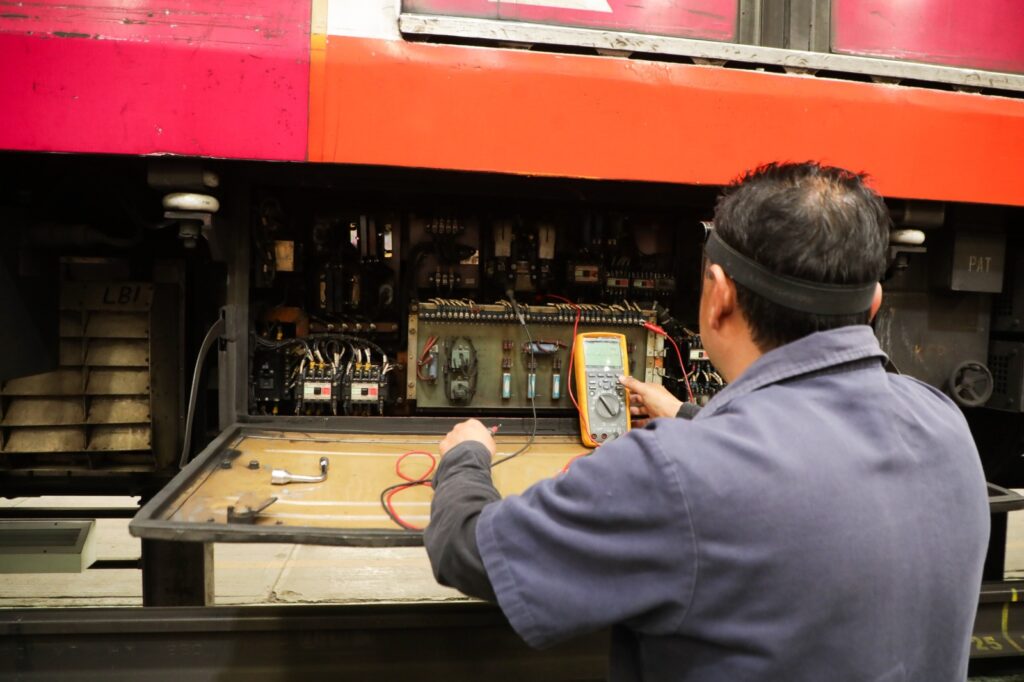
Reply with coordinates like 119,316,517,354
0,496,467,607
3,493,1024,608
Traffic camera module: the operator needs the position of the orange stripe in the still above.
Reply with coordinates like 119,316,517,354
308,32,328,163
308,37,1024,206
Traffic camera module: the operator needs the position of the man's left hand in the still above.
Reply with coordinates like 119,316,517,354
440,419,497,458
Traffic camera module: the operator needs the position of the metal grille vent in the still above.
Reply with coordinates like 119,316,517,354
989,351,1010,396
0,283,154,464
993,288,1014,317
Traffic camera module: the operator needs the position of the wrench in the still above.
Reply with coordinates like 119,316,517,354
271,457,329,485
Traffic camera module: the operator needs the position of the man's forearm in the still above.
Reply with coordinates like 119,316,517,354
424,441,500,602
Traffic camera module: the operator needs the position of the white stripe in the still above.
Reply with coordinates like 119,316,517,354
263,448,429,458
272,500,430,507
488,0,612,12
261,447,531,458
326,0,401,39
269,512,430,522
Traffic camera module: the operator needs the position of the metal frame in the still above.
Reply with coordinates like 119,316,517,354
7,587,1024,675
736,0,762,46
223,182,251,431
131,423,424,547
131,418,573,547
0,602,609,681
141,539,212,606
398,14,1024,94
757,0,831,52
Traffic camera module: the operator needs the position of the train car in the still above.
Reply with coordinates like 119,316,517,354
2,0,1024,676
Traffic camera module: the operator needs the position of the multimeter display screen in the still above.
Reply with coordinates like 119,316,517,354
584,340,623,368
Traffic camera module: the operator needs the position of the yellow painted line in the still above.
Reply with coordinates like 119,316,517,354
1002,602,1024,652
1013,587,1019,602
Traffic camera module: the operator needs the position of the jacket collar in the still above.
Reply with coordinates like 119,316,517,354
696,325,888,419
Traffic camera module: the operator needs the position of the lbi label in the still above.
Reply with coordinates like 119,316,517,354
103,285,142,305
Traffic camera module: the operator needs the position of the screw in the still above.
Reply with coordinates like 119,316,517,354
220,459,232,469
248,459,260,470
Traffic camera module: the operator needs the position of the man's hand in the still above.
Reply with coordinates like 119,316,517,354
440,418,497,458
619,375,683,427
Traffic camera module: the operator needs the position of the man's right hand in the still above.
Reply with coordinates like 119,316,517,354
619,375,683,427
439,418,497,458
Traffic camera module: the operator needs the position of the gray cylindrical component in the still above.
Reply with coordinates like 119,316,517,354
148,159,219,190
893,201,945,228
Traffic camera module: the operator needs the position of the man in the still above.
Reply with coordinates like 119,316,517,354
425,163,990,681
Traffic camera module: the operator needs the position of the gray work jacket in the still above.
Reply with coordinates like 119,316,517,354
427,325,990,682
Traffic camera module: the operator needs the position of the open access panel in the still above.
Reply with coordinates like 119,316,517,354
124,161,1024,554
130,166,732,546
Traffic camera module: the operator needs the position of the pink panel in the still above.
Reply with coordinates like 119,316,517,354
404,0,737,42
0,1,310,160
833,0,1024,75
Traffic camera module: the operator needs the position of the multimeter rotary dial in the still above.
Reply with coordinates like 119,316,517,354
595,392,622,418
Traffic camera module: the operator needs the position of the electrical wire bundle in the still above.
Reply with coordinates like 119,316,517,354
416,335,439,382
490,293,538,468
253,333,397,388
680,328,724,391
641,322,695,403
379,450,436,531
426,297,478,307
379,295,540,530
379,295,697,530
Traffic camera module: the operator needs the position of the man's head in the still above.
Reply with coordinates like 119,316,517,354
699,162,891,376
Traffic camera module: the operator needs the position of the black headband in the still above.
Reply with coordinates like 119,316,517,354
704,231,877,315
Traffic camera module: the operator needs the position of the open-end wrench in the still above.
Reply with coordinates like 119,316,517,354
271,457,329,485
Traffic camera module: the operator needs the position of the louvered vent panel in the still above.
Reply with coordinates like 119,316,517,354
1,283,155,459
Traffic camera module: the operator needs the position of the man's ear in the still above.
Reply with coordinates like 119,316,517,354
705,263,735,331
868,283,883,322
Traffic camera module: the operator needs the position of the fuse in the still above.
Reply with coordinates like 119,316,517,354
383,223,394,259
551,373,561,400
424,345,439,382
501,372,512,400
527,373,537,399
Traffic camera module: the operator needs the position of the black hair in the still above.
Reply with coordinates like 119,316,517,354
710,162,891,351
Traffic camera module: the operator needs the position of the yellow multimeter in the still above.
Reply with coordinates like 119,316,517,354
573,332,631,448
